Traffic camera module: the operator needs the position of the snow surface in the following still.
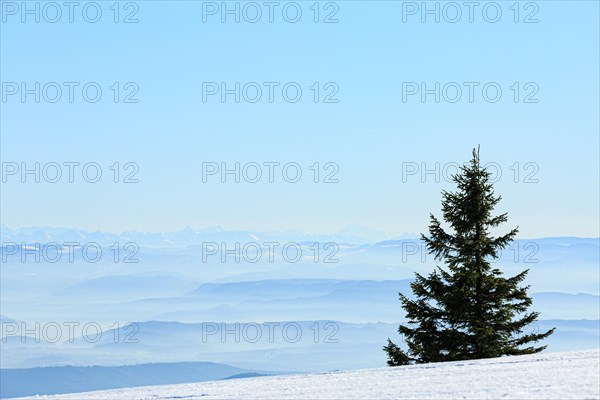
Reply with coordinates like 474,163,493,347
16,349,600,400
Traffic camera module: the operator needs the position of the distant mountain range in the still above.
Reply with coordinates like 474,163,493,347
0,361,279,399
2,277,598,325
3,225,597,248
2,319,598,373
0,225,404,247
1,227,598,377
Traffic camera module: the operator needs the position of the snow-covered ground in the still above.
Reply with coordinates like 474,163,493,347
16,349,600,400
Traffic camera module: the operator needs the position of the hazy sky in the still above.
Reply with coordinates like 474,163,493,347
1,1,599,238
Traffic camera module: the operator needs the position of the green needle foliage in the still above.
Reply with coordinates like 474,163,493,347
385,147,554,365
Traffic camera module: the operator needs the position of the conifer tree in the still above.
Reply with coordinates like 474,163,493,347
385,147,554,366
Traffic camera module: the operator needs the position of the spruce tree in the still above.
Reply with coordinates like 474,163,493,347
385,147,554,366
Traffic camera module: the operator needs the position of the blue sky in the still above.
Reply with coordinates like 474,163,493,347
1,0,599,238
